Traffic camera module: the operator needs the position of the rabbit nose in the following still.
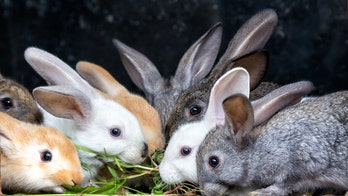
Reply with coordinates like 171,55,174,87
141,142,148,158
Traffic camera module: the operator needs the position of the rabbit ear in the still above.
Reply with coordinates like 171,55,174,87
226,50,268,90
33,86,92,121
204,67,250,126
112,39,162,95
174,23,223,88
0,113,23,150
76,61,128,95
222,94,254,148
24,47,97,99
251,81,314,126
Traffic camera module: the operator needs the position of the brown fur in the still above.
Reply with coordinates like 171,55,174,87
0,112,83,193
76,61,164,154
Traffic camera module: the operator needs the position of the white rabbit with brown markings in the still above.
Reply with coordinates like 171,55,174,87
197,86,348,195
113,22,223,129
24,47,148,185
0,73,43,124
165,9,279,140
75,61,164,154
0,111,84,194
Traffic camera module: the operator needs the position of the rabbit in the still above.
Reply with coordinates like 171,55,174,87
165,9,279,140
24,47,148,184
113,22,223,129
0,73,43,124
75,60,164,154
197,89,348,195
0,111,84,194
159,65,313,185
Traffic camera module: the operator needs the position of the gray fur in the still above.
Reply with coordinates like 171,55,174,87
197,91,348,196
165,9,278,140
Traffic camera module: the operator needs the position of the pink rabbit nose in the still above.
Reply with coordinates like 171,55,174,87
141,142,148,158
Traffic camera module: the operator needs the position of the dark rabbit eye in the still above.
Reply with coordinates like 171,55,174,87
208,156,220,168
41,150,52,161
180,146,192,156
189,105,202,116
1,97,14,109
110,128,122,137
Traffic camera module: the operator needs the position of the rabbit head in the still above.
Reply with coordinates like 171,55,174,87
75,61,164,154
0,111,84,194
24,47,148,181
196,83,348,196
113,22,223,128
0,73,43,124
159,67,250,184
165,9,278,140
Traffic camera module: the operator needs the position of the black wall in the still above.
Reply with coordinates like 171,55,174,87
1,0,347,96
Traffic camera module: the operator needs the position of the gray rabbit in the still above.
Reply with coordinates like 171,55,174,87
197,85,348,195
0,73,42,124
113,22,222,129
165,9,279,140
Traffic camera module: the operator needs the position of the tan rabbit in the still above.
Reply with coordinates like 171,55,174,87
76,61,164,154
0,73,42,124
0,111,84,194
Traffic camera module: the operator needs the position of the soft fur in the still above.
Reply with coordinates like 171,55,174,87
113,23,223,129
24,47,148,185
0,73,43,124
0,112,84,194
76,61,164,154
197,90,348,195
165,9,279,140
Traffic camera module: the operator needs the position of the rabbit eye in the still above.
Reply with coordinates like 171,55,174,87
180,146,192,156
41,150,52,162
110,128,122,137
189,105,202,116
1,97,14,109
208,155,220,168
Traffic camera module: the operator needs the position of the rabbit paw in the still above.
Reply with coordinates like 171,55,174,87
248,185,290,196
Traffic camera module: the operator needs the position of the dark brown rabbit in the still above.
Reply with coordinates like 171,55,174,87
0,73,42,124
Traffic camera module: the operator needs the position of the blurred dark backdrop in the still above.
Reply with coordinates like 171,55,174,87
0,0,347,96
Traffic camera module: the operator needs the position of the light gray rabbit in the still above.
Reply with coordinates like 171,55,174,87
197,87,348,195
113,22,222,128
0,73,43,124
165,9,279,140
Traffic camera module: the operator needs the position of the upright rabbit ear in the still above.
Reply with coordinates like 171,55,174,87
211,9,277,89
227,50,268,90
24,47,97,99
76,61,127,95
33,86,92,121
204,67,250,126
112,39,162,95
222,94,254,148
174,23,223,89
251,81,314,126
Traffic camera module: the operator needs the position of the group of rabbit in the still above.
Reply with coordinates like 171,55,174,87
0,8,347,195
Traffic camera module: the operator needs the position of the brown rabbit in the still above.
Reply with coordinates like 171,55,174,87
0,111,84,194
0,73,42,124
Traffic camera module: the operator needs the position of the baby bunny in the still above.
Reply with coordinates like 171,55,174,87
197,89,348,195
159,67,313,185
75,61,164,154
24,47,148,184
113,22,223,128
0,73,43,124
159,67,251,184
0,111,84,194
165,9,279,140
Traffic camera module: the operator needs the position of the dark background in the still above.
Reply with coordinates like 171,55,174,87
0,0,347,96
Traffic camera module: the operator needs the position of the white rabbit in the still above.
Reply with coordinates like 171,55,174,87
197,88,347,195
0,111,84,194
24,47,148,184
